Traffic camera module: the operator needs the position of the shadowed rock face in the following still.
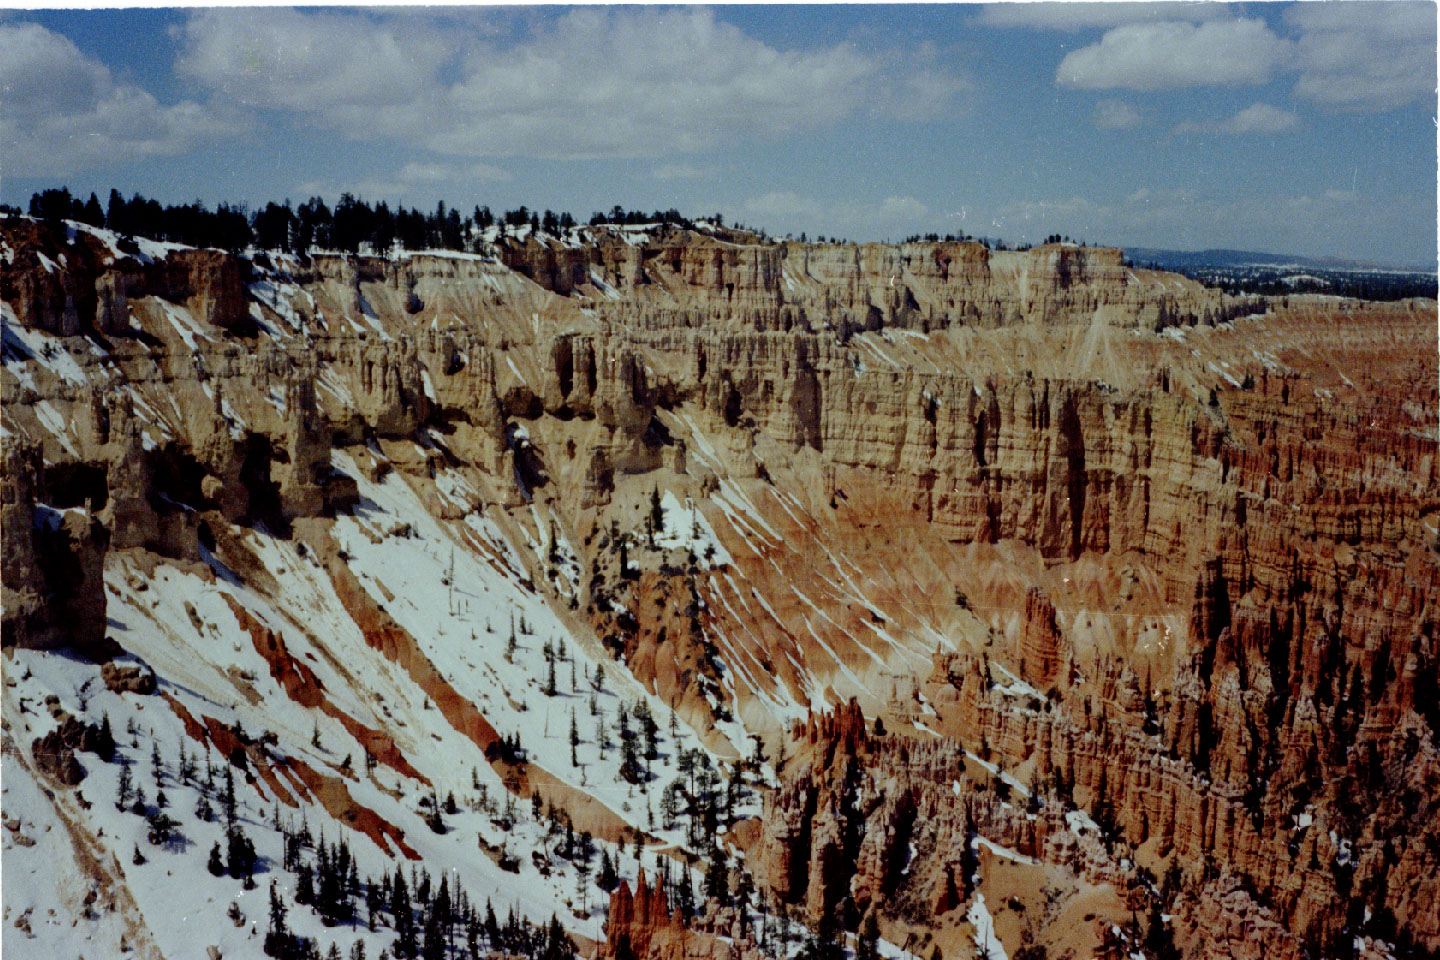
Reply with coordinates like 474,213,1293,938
2,216,1436,960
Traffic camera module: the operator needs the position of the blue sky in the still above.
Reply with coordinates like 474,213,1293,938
2,3,1434,265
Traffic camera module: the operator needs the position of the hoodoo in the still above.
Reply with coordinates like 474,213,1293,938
3,214,1435,960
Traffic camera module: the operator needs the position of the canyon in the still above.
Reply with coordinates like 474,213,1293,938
2,213,1436,960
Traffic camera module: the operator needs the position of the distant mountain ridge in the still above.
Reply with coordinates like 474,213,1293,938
1125,246,1435,275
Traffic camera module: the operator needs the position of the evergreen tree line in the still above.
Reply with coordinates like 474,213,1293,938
102,715,576,960
268,814,576,960
21,185,712,259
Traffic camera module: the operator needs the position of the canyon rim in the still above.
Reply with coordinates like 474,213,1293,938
2,5,1438,960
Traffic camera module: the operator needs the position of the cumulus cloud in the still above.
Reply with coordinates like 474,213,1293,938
1287,1,1436,111
978,3,1227,32
877,196,929,221
1093,99,1143,129
742,192,930,237
177,7,967,161
1175,103,1301,135
1056,18,1291,90
296,159,509,203
0,21,228,176
1218,102,1301,134
176,9,452,139
744,192,825,221
653,163,713,181
396,161,510,184
1049,4,1433,112
988,186,1421,263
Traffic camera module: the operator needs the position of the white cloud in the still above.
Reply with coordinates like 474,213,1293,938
1050,4,1433,113
653,163,712,181
987,187,1421,263
0,21,227,176
466,163,511,183
1287,1,1436,111
877,196,929,221
176,9,452,140
742,192,931,237
177,7,967,161
1056,18,1291,90
297,159,511,202
1218,102,1301,134
978,3,1227,32
1126,187,1192,204
397,162,455,184
396,161,510,184
744,192,824,221
1175,103,1301,135
1093,99,1143,129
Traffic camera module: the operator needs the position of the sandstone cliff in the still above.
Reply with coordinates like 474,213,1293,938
2,213,1435,960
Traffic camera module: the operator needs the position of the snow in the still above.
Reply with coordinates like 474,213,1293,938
33,401,80,456
988,662,1043,705
965,751,1031,798
1206,361,1242,388
2,496,721,959
966,893,1008,960
1066,809,1100,837
157,300,212,352
974,835,1037,866
327,451,748,839
2,303,92,389
652,490,732,567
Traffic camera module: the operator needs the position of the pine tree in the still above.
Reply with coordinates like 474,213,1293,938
392,873,417,958
484,900,499,947
649,486,664,543
960,814,979,901
597,849,618,892
228,827,258,889
116,761,133,810
637,702,659,761
856,911,881,960
704,846,729,906
267,879,290,946
545,656,558,697
543,915,572,960
194,788,213,829
569,709,580,767
366,879,383,931
222,765,237,826
96,713,115,762
422,914,445,960
673,871,695,920
433,875,452,954
208,842,226,876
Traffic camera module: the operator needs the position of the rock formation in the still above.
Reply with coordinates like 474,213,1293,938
2,213,1435,960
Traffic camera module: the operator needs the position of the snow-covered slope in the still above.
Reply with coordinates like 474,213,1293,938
3,214,1435,960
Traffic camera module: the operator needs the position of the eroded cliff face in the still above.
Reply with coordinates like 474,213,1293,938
2,214,1436,960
